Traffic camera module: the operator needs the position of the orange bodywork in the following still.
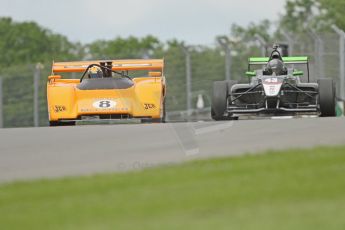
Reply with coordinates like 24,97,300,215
47,59,166,122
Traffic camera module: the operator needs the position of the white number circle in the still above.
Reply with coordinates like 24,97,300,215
93,100,116,109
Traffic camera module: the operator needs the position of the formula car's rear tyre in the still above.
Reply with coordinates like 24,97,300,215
318,78,336,117
211,80,238,120
49,121,76,126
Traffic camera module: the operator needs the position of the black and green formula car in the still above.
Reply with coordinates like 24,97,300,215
211,46,336,120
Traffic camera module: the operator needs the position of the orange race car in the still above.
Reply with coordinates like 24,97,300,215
47,59,166,126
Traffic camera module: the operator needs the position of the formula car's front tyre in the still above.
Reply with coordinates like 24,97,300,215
49,121,76,126
211,80,238,121
211,81,227,120
318,78,336,117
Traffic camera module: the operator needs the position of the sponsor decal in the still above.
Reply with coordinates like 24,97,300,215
144,103,156,110
80,108,129,112
262,77,283,96
64,65,89,68
113,63,152,67
263,83,282,96
54,105,66,113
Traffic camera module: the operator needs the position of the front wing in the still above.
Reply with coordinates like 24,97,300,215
227,83,319,116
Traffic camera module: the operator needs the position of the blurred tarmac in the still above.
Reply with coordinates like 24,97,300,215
0,117,345,183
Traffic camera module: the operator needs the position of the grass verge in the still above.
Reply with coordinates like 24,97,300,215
1,146,345,230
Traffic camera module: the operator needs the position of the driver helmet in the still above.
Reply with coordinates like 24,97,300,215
88,66,103,78
267,59,285,75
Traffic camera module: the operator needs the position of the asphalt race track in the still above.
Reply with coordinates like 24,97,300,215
1,117,345,183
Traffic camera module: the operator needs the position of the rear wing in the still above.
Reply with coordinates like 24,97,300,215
249,56,309,65
52,59,164,74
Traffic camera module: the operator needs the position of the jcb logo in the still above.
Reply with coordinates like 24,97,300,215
144,103,155,110
54,105,66,113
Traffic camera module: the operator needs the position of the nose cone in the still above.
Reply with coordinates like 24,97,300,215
262,77,283,97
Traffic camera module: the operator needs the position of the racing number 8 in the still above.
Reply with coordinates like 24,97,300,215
99,101,111,108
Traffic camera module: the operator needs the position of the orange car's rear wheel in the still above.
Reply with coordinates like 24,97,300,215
49,121,76,126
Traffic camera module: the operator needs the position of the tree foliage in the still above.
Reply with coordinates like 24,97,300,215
0,17,81,68
87,35,162,60
279,0,323,32
318,0,345,30
279,0,345,32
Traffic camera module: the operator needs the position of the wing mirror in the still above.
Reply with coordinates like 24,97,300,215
246,71,256,77
149,71,162,77
48,75,62,81
293,70,304,76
